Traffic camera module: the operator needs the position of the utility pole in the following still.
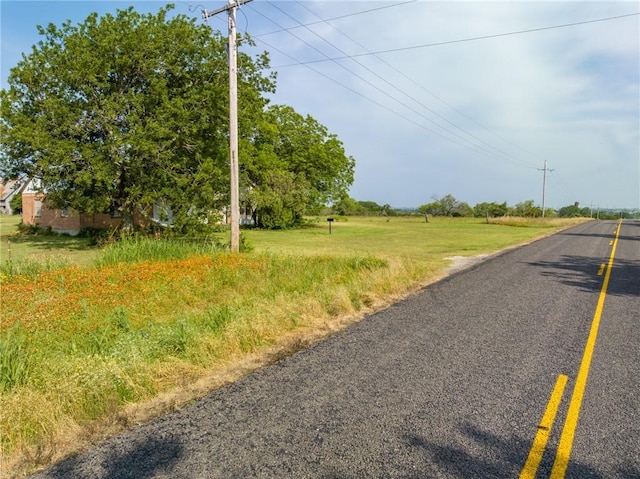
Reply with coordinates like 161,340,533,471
202,0,253,253
538,160,554,218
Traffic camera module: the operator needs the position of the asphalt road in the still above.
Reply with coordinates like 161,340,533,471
32,220,639,479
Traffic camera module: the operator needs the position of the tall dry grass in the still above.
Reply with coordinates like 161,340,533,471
486,216,592,228
1,251,423,476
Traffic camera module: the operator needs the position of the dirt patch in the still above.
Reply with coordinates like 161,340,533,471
444,254,490,275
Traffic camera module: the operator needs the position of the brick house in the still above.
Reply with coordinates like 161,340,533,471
20,179,253,235
21,179,129,235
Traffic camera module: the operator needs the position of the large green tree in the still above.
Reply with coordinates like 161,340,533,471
243,105,355,227
558,202,590,218
418,194,470,217
245,170,311,229
510,200,542,217
331,196,362,216
0,5,275,230
473,201,508,218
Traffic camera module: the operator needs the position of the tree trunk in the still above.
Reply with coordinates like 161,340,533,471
119,208,135,236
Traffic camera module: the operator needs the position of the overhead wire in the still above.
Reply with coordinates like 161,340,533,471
246,12,440,133
257,6,637,171
293,0,540,170
266,1,513,159
272,12,640,67
207,2,637,203
254,0,418,38
546,170,582,206
252,2,540,168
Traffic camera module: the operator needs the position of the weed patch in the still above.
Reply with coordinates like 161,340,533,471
0,257,71,281
0,251,393,471
0,329,30,393
96,236,224,267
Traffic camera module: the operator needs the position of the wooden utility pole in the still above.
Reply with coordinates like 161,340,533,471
202,0,252,253
538,160,554,218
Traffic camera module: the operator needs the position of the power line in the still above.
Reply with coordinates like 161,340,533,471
259,7,637,169
254,0,417,38
267,1,518,161
251,3,538,168
293,1,540,170
239,3,637,200
247,9,434,129
272,12,640,68
253,36,432,130
250,26,519,164
547,170,582,205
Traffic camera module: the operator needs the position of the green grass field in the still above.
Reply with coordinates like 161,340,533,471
1,214,581,270
247,215,567,260
0,214,589,476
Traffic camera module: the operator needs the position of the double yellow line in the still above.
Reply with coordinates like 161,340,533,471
520,221,622,479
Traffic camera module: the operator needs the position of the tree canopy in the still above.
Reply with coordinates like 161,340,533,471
244,105,355,227
1,5,355,231
509,200,543,218
417,194,471,217
557,202,590,218
331,197,395,217
473,201,508,218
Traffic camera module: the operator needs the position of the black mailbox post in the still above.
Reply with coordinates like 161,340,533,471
327,217,334,234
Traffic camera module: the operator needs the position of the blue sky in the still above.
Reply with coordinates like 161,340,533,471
2,1,639,210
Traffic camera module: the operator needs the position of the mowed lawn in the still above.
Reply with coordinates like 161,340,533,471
246,216,565,262
0,214,587,476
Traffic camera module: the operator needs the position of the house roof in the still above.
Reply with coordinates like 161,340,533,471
1,178,28,201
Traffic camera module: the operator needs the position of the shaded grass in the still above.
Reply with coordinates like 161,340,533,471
0,215,98,270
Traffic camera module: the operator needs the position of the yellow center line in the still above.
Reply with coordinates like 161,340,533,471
597,264,605,276
520,374,569,479
550,220,622,478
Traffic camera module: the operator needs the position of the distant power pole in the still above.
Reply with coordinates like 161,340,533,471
538,160,554,218
202,0,253,253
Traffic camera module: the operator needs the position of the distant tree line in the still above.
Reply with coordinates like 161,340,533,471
330,195,617,219
330,197,396,217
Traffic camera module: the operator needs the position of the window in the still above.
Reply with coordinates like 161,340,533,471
34,199,42,217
